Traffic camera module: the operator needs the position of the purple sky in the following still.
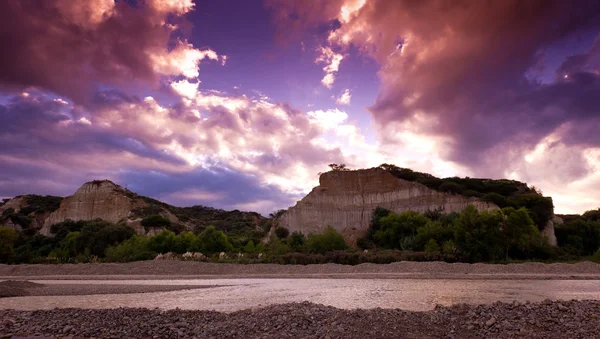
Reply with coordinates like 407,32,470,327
0,0,599,215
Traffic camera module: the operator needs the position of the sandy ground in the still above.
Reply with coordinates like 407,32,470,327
1,260,600,280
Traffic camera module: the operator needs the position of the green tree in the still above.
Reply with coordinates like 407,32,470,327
141,215,172,229
415,220,453,250
192,226,233,254
287,232,305,251
243,240,256,253
275,227,290,239
424,239,441,253
0,226,18,263
368,207,391,240
500,207,540,261
105,236,155,262
452,206,504,262
305,226,347,254
374,211,430,249
147,230,177,254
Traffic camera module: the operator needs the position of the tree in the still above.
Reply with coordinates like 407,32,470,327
141,215,172,229
0,226,18,263
287,232,305,251
424,239,440,253
328,163,350,171
192,226,233,254
452,206,504,262
368,207,391,240
500,207,539,261
373,211,430,249
305,226,347,254
275,227,290,239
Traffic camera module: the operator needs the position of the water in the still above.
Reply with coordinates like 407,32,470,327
1,279,600,312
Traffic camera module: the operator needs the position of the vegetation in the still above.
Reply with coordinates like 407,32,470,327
379,164,554,229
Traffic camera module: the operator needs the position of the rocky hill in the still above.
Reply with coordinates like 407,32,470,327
0,180,267,237
279,167,558,245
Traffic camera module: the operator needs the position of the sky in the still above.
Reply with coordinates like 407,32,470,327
0,0,599,215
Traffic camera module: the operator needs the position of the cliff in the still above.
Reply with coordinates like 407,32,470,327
2,180,267,237
279,168,498,244
41,180,148,235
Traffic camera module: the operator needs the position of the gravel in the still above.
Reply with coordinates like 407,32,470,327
1,300,600,338
2,261,600,280
0,281,218,298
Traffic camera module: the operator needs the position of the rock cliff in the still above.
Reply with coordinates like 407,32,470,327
41,180,147,235
280,168,498,244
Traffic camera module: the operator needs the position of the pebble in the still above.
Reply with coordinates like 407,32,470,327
1,300,599,338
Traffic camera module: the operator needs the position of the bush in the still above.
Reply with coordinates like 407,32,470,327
105,236,155,262
373,211,430,249
0,226,18,263
141,215,172,229
275,227,290,239
287,232,305,251
424,239,440,253
305,226,347,254
191,226,233,254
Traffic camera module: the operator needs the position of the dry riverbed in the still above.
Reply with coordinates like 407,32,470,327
2,262,600,338
2,261,600,280
0,280,218,299
1,300,600,338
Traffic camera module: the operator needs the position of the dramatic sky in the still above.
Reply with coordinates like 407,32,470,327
1,0,599,215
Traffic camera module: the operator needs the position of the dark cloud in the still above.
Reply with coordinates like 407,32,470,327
0,0,190,104
273,0,600,177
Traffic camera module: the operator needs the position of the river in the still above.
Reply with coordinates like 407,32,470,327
2,279,600,312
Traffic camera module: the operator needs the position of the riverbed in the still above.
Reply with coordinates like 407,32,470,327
2,278,600,312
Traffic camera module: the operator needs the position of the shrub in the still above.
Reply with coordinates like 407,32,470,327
374,211,430,249
141,215,172,229
287,232,306,251
424,239,440,253
305,226,347,254
105,236,155,262
0,226,18,263
191,226,233,254
275,227,290,239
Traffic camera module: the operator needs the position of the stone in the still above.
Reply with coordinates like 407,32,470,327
485,318,497,327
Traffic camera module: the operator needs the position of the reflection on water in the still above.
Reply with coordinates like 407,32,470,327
1,279,600,312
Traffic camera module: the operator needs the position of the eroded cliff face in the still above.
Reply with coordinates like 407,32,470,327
41,181,147,235
280,168,498,244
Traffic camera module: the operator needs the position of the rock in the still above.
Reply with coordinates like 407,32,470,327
557,303,568,311
62,325,73,333
485,318,497,327
467,325,474,330
279,168,497,244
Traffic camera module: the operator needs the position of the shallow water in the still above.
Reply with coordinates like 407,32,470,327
2,279,600,312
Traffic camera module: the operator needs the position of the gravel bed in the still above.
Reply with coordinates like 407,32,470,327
1,300,600,338
1,261,600,280
0,281,217,298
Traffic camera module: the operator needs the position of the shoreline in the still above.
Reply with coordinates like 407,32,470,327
2,260,600,280
1,300,599,338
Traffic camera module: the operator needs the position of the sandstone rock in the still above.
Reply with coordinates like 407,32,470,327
280,168,498,244
42,180,146,235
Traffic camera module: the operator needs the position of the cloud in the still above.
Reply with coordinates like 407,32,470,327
170,79,200,99
336,89,351,105
0,89,354,211
315,46,344,88
0,0,220,104
268,0,600,213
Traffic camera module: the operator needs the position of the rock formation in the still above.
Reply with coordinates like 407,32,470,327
280,168,498,244
41,180,148,235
